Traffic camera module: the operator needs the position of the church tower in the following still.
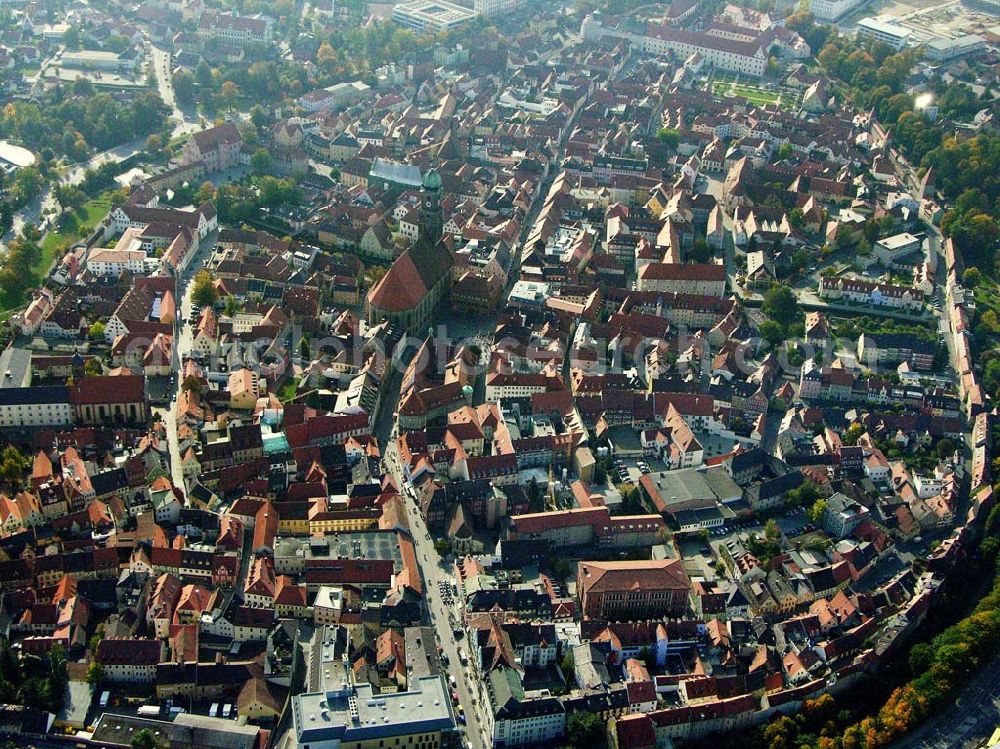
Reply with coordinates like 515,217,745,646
420,167,443,244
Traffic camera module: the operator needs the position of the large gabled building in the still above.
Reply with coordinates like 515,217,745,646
365,169,454,332
577,558,691,620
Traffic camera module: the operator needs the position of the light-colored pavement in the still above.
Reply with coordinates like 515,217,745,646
367,73,591,749
154,232,216,494
2,138,144,250
148,43,202,140
384,438,490,749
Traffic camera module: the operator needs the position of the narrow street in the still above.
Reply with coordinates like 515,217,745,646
147,42,202,141
154,231,216,493
384,437,490,749
367,68,593,749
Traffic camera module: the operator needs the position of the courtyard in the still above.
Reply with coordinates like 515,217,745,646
710,73,794,108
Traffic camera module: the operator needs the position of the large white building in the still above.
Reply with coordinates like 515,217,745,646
486,668,566,747
0,386,72,429
582,14,768,76
856,17,912,50
924,34,986,61
96,639,163,683
87,245,147,278
473,0,526,16
392,0,478,30
808,0,864,21
293,627,457,749
197,10,273,48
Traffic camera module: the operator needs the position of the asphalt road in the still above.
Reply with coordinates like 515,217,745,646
889,655,1000,749
366,73,592,749
152,231,216,493
383,438,490,749
147,43,202,141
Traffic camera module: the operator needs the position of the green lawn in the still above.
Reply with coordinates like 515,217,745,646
974,277,1000,318
276,376,301,402
712,82,784,107
39,196,112,274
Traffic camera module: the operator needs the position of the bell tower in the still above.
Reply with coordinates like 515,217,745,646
420,167,443,244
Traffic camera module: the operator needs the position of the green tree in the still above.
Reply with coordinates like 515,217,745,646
763,284,800,327
84,357,103,377
560,649,575,676
195,61,213,88
131,729,160,749
250,148,272,176
565,711,605,748
191,269,218,308
760,320,785,346
843,423,865,445
250,105,267,129
936,438,955,460
0,446,29,488
62,25,81,49
196,181,217,205
962,267,982,288
88,320,106,341
777,142,793,160
86,661,103,685
173,70,196,106
908,642,934,675
689,237,711,263
70,70,97,98
764,518,781,541
433,538,451,556
105,34,130,53
56,185,86,213
220,80,239,110
656,127,679,149
13,167,43,204
808,498,828,526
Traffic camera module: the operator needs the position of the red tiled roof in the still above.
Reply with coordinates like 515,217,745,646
578,558,690,595
71,374,145,405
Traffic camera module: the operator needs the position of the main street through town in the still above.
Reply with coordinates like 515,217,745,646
364,70,590,749
148,42,203,141
152,231,216,491
384,437,490,749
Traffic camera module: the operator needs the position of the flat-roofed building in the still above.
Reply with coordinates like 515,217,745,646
90,713,263,748
808,0,863,21
856,17,911,50
924,34,986,61
293,664,457,748
392,0,478,30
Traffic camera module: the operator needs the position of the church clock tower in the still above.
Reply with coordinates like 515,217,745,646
420,167,443,244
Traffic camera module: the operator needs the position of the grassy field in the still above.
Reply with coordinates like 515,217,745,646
39,195,112,275
276,376,301,402
712,81,784,107
974,276,1000,320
